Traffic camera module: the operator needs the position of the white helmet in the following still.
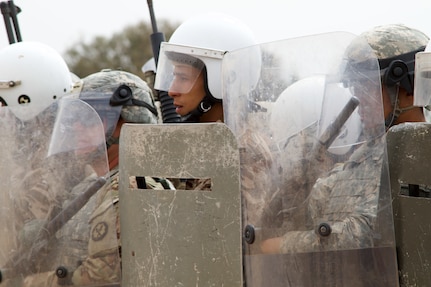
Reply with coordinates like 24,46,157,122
0,41,74,121
141,57,156,74
155,13,260,101
270,75,361,155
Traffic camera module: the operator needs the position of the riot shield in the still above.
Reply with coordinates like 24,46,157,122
0,98,120,286
119,123,242,286
223,32,399,286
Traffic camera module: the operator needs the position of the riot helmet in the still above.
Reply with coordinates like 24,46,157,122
357,24,429,127
270,75,361,155
142,57,156,75
0,41,74,121
79,69,158,146
70,72,84,96
141,57,158,101
155,13,260,120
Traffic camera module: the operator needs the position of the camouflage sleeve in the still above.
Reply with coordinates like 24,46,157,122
279,213,375,254
278,143,383,254
145,176,176,189
239,129,274,223
181,178,212,190
71,196,121,285
69,173,121,285
21,271,57,287
71,253,121,285
14,168,60,226
129,176,176,190
19,172,121,286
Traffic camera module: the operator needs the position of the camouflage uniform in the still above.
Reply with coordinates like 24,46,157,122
13,70,160,286
20,170,169,287
12,108,64,231
399,182,431,197
169,178,212,190
70,168,121,285
71,174,172,285
268,24,430,286
240,128,275,225
20,167,116,287
278,136,385,253
71,70,160,285
273,24,429,251
4,108,108,286
4,109,91,284
259,123,345,232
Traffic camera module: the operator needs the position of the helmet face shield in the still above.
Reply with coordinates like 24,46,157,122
155,43,224,95
79,91,122,141
48,98,107,157
414,50,431,107
165,61,204,95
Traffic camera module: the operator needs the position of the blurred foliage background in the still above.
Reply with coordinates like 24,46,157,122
63,20,179,80
61,19,287,103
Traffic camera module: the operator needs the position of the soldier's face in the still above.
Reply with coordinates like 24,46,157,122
168,64,206,116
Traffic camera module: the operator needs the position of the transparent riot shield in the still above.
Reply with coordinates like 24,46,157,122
0,98,120,286
119,123,242,286
223,32,399,286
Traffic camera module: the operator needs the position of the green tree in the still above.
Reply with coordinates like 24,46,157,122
63,20,179,79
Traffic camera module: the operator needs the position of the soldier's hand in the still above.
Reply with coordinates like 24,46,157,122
260,237,283,254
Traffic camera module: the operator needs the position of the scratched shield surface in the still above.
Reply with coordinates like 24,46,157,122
222,33,399,286
119,123,241,286
0,99,120,286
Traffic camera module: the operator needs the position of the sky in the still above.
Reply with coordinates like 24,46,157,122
1,0,431,56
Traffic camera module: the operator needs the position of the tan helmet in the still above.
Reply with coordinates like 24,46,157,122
359,24,429,94
79,69,158,142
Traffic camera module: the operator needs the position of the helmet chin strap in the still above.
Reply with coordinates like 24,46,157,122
384,86,416,129
182,94,214,123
